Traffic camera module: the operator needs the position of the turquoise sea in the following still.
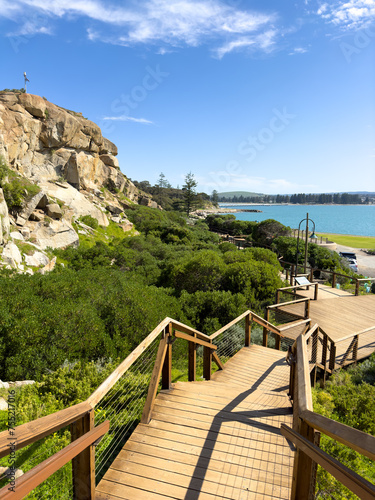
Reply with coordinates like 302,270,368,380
218,204,375,237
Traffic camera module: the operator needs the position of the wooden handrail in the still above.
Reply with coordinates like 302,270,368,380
0,401,92,459
296,335,313,412
303,322,319,341
250,311,282,336
281,424,375,500
87,317,172,407
174,330,218,350
170,319,212,342
267,297,310,310
278,319,311,333
277,284,308,292
335,325,375,343
209,310,250,340
300,409,375,462
0,420,109,500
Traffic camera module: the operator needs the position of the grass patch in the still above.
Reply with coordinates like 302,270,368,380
75,220,135,249
14,241,38,257
317,233,375,249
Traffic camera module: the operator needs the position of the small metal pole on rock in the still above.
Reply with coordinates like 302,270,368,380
23,72,30,93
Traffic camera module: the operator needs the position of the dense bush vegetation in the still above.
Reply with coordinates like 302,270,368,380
313,354,375,497
0,206,285,381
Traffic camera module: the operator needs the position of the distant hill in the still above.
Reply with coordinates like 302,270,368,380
217,191,263,198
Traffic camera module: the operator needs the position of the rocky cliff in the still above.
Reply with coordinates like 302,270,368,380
0,91,156,273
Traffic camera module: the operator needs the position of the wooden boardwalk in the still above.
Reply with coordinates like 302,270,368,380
279,286,375,367
96,345,294,500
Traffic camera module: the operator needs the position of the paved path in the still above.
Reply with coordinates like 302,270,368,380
335,244,375,278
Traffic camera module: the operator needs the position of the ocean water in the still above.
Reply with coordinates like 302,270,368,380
218,204,375,237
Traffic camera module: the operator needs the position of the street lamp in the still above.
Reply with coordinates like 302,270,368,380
295,213,316,277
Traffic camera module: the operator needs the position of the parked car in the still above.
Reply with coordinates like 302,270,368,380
339,252,358,272
347,259,358,273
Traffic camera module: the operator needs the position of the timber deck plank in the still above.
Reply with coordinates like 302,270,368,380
277,288,375,366
96,345,294,499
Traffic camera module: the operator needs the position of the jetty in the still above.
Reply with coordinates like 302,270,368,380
0,283,374,499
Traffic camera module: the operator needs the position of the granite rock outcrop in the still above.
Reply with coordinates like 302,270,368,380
0,91,156,272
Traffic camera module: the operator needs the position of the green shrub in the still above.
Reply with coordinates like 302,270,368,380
80,215,99,229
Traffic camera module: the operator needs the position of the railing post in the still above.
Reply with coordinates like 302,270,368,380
311,329,318,364
292,419,316,500
322,334,328,384
355,280,360,296
353,335,358,363
332,272,336,289
305,299,310,319
275,333,281,350
288,344,296,400
263,309,269,347
141,335,169,424
245,313,251,347
262,327,268,347
329,341,336,371
71,410,95,500
203,342,213,381
188,334,197,381
162,324,173,390
314,283,319,301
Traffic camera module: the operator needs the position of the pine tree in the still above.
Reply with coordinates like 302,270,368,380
182,172,198,216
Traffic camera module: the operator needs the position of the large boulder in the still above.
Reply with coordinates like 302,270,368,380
2,241,22,267
16,190,46,226
39,181,109,227
100,137,118,156
25,251,49,267
100,154,119,168
31,220,79,249
18,93,46,118
40,105,81,149
140,197,158,209
45,203,63,220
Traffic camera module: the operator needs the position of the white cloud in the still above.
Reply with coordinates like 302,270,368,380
7,19,52,36
317,0,375,28
0,0,278,57
103,116,153,124
289,47,308,55
215,29,277,58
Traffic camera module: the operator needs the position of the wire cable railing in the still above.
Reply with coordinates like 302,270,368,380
94,338,159,482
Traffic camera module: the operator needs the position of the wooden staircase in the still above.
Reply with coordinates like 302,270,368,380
96,345,294,500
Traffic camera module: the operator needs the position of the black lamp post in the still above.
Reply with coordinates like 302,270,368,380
295,213,317,277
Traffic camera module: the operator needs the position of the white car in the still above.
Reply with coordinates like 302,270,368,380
347,259,358,273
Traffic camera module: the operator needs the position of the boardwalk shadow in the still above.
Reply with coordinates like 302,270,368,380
183,357,292,500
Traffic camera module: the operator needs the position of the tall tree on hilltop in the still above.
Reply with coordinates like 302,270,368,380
211,189,219,206
182,172,198,216
157,172,168,189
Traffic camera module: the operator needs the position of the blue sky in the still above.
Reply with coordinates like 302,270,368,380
0,0,374,194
